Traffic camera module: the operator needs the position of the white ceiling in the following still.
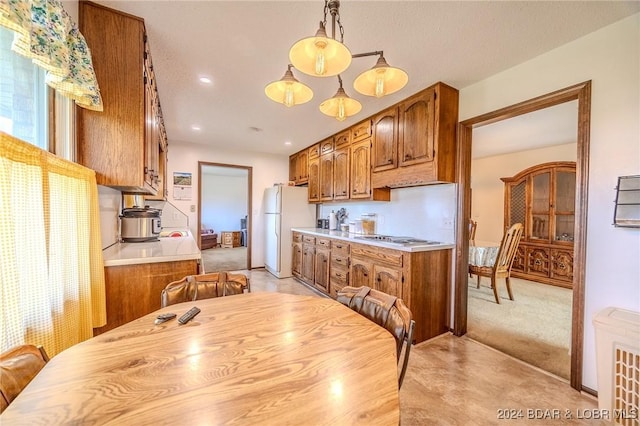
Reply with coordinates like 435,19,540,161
93,1,639,157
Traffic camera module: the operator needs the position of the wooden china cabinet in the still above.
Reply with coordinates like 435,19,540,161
502,162,576,288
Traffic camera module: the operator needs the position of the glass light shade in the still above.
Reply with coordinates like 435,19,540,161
353,56,408,98
319,86,362,121
265,68,313,107
289,23,352,77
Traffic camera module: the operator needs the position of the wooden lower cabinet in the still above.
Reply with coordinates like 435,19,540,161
292,232,451,344
221,231,241,248
292,232,303,278
94,259,199,335
314,246,330,293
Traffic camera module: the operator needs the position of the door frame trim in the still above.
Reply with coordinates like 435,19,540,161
198,161,253,270
453,81,591,391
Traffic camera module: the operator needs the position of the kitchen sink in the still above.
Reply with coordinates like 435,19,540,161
354,235,441,246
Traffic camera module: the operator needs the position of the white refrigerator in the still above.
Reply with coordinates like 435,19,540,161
264,185,315,278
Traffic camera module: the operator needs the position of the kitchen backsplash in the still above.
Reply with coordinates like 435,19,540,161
319,183,457,244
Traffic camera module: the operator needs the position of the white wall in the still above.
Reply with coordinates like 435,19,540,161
201,173,248,238
166,140,288,268
471,143,576,242
459,13,640,390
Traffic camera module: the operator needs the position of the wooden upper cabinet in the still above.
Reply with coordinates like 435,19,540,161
351,119,372,142
319,152,334,201
320,137,334,156
297,150,309,184
398,87,435,167
350,139,371,199
289,154,298,182
334,129,351,149
372,106,399,172
308,157,320,202
288,150,308,185
78,1,162,194
371,82,459,188
333,146,350,200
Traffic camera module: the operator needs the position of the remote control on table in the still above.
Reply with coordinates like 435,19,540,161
154,313,176,325
178,307,201,325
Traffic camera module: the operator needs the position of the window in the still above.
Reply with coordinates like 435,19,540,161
0,26,49,150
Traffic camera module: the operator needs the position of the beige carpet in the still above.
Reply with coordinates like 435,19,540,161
201,247,247,272
466,276,572,380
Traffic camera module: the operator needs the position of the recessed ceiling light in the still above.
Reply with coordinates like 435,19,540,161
191,125,201,131
199,77,212,84
284,141,292,146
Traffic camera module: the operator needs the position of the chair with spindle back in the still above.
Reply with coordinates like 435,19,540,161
469,223,524,304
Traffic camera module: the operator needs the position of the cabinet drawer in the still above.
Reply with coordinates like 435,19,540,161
308,143,320,159
331,240,350,254
351,119,372,142
316,238,331,248
334,130,351,149
351,244,403,267
330,267,349,283
320,138,334,155
331,253,350,268
330,277,347,299
293,232,303,243
302,235,316,245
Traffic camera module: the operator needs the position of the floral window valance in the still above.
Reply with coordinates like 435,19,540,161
0,0,103,111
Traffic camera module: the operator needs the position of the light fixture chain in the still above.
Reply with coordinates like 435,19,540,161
322,0,329,27
337,14,344,43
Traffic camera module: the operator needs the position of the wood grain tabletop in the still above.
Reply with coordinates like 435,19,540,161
1,292,399,425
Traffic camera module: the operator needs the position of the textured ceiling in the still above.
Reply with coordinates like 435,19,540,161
93,1,639,156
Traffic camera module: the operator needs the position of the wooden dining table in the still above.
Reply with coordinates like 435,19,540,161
1,292,400,425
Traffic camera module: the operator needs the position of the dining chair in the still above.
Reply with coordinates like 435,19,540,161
469,222,524,304
161,271,250,307
0,344,49,413
336,286,415,388
469,219,477,241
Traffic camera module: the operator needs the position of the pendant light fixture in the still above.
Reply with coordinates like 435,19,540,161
266,0,408,121
265,65,313,107
319,76,362,121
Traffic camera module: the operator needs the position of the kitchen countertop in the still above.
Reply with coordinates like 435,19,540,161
103,228,201,267
291,227,455,252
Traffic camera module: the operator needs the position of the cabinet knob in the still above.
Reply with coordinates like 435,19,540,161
387,159,393,164
405,154,412,160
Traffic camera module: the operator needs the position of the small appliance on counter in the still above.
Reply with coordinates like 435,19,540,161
120,206,162,242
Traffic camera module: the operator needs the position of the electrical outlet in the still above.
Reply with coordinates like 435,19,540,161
442,217,454,229
190,205,196,213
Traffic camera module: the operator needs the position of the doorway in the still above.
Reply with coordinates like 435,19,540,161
198,162,252,272
453,81,591,391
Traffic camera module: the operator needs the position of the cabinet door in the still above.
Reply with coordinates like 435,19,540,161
373,264,402,297
398,87,435,167
333,147,350,200
550,249,573,283
526,247,550,278
292,242,302,277
554,168,576,241
350,139,371,199
350,256,374,287
320,137,334,155
297,150,309,184
308,157,320,202
530,171,551,241
319,152,334,201
289,153,298,182
351,119,372,143
302,244,315,284
372,106,398,172
314,247,330,293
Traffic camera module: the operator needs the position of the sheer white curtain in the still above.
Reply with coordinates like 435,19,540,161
0,132,106,356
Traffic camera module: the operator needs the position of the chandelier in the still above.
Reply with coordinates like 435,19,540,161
265,0,408,121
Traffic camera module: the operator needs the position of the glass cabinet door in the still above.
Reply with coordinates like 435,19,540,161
554,170,576,241
531,172,551,240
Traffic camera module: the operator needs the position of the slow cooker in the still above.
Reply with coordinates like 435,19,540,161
120,207,162,242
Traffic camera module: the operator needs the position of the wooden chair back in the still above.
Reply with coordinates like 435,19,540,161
0,345,49,413
161,272,250,307
469,219,477,240
494,223,524,275
336,286,415,388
